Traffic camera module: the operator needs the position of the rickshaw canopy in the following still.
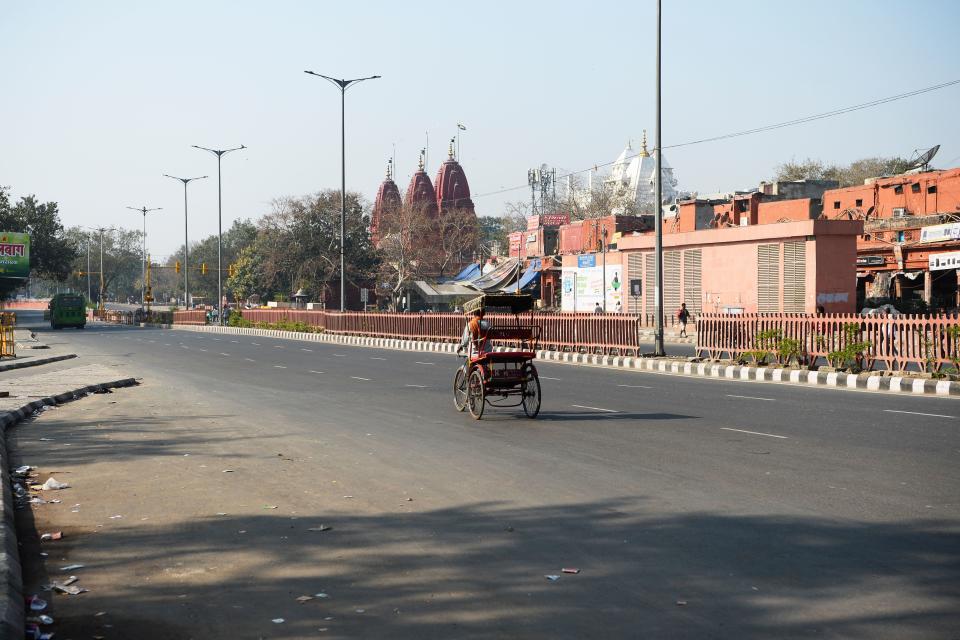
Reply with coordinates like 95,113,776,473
463,293,534,315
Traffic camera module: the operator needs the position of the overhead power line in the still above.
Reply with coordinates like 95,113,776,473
473,78,960,200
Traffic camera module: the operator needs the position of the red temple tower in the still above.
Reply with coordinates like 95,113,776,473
370,159,402,246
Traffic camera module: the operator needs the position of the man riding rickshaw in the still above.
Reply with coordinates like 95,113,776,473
452,294,541,420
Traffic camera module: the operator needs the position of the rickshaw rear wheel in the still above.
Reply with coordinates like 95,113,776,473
468,369,485,420
453,367,468,412
521,364,541,418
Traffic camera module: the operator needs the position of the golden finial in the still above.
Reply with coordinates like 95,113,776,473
386,158,393,179
639,130,650,157
449,138,455,159
418,149,425,170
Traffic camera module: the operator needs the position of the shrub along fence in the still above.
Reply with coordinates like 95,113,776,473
696,313,960,373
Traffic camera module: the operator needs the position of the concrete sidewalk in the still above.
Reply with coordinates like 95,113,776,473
0,354,136,639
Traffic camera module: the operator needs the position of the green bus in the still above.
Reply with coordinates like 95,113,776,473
49,294,86,329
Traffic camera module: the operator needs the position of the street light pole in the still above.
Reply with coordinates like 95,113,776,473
164,174,208,307
304,70,381,311
653,0,666,356
86,235,92,302
192,145,245,324
89,226,114,312
126,206,162,312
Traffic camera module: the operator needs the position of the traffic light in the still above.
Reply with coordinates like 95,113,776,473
228,264,235,277
175,261,181,274
74,270,84,278
144,286,154,303
200,263,208,275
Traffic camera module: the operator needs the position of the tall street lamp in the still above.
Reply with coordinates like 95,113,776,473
87,226,115,312
304,70,380,311
126,206,162,311
164,174,208,308
192,145,245,324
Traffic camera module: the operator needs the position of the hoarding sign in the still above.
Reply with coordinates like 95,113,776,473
527,216,540,231
577,254,596,268
919,223,960,244
0,232,30,278
856,255,884,266
542,214,570,227
560,264,624,312
929,251,960,271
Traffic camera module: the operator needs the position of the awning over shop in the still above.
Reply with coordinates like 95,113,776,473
500,264,540,292
409,280,478,304
470,258,520,292
441,262,481,284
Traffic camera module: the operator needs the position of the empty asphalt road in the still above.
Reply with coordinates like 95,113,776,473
12,314,960,639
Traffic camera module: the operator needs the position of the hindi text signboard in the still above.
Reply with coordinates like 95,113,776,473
0,233,30,279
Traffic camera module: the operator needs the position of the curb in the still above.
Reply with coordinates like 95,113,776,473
168,324,958,398
0,377,140,639
0,354,78,374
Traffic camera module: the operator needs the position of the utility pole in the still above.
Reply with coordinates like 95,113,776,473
653,0,666,356
126,206,162,312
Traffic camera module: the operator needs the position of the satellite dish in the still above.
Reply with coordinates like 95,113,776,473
907,145,940,172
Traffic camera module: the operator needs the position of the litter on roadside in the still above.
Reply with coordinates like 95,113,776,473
40,532,62,542
314,593,329,598
263,505,278,510
676,600,688,606
26,595,47,611
51,582,88,595
544,575,560,582
40,478,70,491
60,564,85,571
296,595,314,604
307,525,333,532
15,465,33,475
562,568,581,574
26,614,54,625
272,618,285,624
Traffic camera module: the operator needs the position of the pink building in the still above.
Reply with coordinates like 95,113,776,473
561,220,863,314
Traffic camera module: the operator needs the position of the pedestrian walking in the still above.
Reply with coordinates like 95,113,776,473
594,302,603,314
677,302,690,337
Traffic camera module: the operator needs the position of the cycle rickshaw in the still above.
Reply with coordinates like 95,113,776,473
453,293,541,420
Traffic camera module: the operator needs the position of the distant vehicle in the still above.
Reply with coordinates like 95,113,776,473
49,294,86,329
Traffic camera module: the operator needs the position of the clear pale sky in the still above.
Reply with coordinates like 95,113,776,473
2,1,958,260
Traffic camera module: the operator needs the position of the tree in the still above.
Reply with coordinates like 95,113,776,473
376,202,436,309
0,186,78,298
773,156,912,187
431,209,478,278
253,191,378,305
225,244,261,304
64,227,143,304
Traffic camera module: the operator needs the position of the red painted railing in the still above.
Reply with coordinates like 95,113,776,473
175,309,676,356
696,313,960,372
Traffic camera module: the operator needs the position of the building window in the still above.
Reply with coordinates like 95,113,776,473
833,201,840,209
911,183,921,193
928,185,937,194
855,198,863,207
894,185,903,194
895,231,905,243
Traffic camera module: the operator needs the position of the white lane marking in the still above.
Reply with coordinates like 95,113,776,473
309,370,325,374
163,343,171,346
251,342,261,346
884,409,955,419
148,340,156,343
301,348,313,352
370,357,386,360
333,354,346,357
405,384,427,388
617,384,653,389
197,348,208,352
415,361,435,365
726,394,775,402
274,365,287,369
231,340,239,343
572,404,618,413
212,338,221,341
721,427,788,439
539,376,561,380
351,376,371,381
274,345,285,349
244,358,256,362
219,353,231,357
181,345,190,349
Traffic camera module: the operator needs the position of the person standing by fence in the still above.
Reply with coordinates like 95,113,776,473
677,303,690,337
